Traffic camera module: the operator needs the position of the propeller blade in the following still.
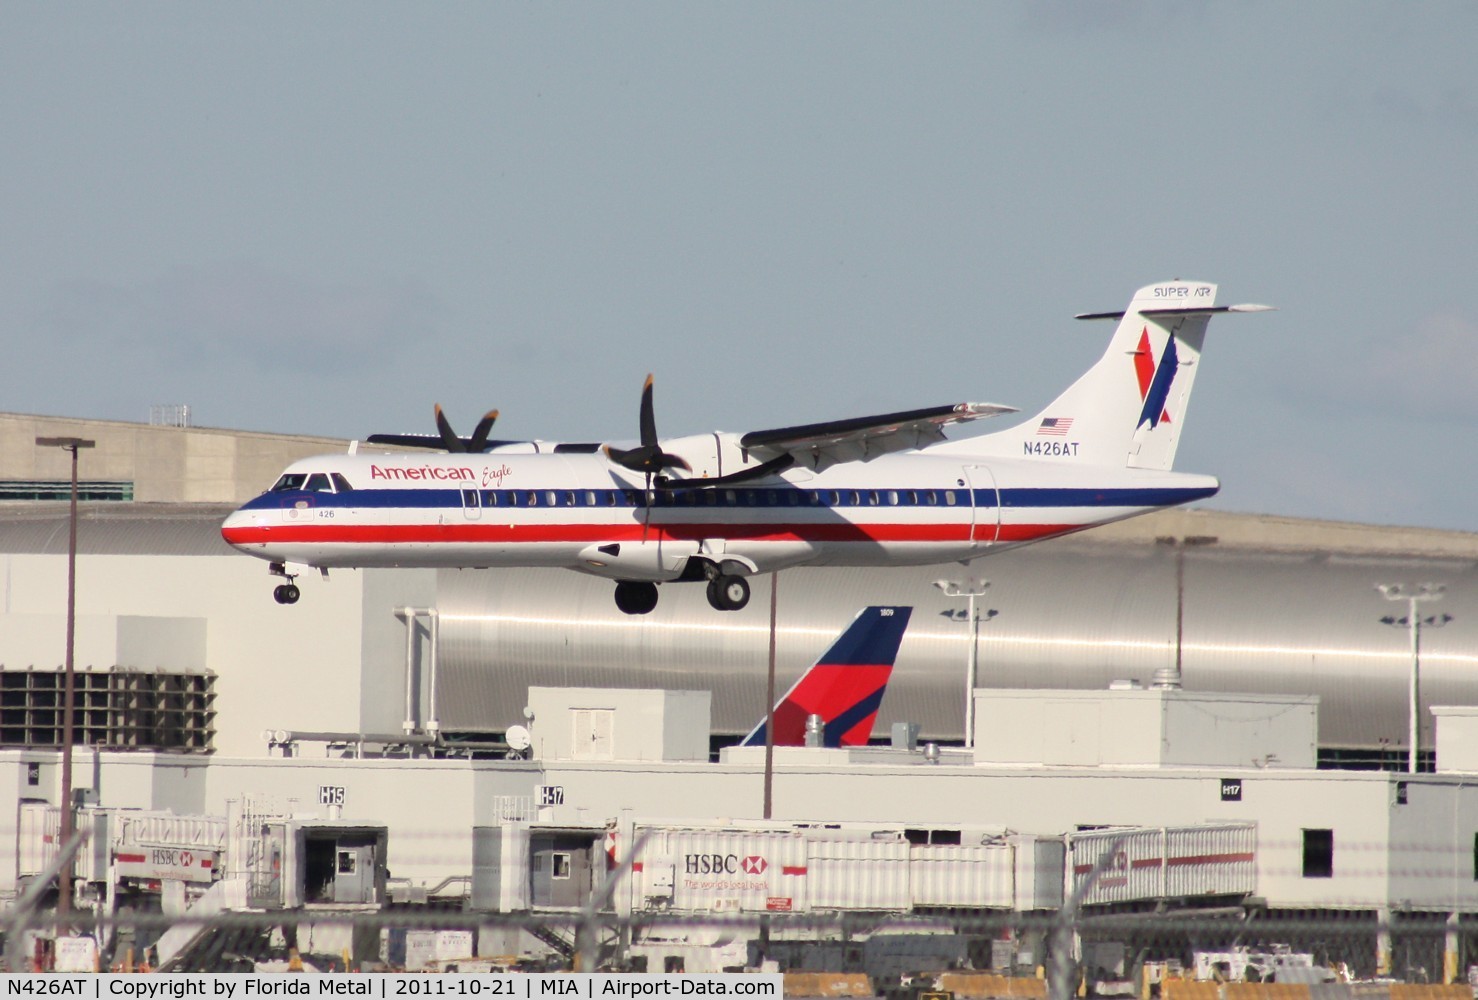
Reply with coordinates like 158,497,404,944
638,374,658,448
468,410,500,452
658,453,794,490
606,374,691,475
434,404,467,453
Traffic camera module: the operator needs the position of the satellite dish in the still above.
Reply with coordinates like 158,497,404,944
505,725,532,752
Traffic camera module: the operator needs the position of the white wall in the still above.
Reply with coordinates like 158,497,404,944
0,552,438,755
7,745,1478,913
974,689,1318,769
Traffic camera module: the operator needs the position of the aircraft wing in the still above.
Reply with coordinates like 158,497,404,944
739,401,1016,470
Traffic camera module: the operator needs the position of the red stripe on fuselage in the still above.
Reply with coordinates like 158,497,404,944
222,521,1084,547
222,521,975,545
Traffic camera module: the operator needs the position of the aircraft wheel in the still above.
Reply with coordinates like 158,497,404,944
707,574,750,611
274,584,300,605
614,581,658,615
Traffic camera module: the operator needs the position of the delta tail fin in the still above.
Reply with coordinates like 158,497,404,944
945,281,1271,471
740,606,912,748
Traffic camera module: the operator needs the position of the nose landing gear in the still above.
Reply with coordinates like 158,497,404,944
268,562,301,605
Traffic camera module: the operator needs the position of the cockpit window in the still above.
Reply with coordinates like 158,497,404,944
304,473,332,492
271,474,307,492
331,473,354,493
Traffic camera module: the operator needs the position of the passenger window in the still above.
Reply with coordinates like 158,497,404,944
867,491,879,505
304,473,331,492
584,491,597,506
331,473,354,493
925,491,938,505
271,474,307,493
545,491,558,506
887,491,899,505
945,491,957,506
461,488,479,509
527,491,539,506
486,491,500,507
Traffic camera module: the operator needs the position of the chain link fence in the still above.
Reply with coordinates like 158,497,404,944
7,826,1478,997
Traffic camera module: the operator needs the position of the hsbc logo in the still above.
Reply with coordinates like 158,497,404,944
684,853,768,876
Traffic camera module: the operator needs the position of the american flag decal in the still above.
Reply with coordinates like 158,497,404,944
1037,417,1073,436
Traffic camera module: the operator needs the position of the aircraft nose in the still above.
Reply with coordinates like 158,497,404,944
220,506,266,551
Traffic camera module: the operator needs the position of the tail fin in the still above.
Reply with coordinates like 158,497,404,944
740,606,912,748
951,281,1270,471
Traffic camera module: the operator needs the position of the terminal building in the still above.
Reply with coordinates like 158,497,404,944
2,412,1478,977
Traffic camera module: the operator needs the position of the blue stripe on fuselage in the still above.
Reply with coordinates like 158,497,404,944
239,482,1217,513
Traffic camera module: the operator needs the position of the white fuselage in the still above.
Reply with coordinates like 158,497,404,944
220,444,1219,581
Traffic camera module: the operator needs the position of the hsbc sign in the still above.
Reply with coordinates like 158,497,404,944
115,845,218,884
684,853,767,875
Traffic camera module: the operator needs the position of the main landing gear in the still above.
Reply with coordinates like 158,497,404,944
706,574,750,611
614,581,659,615
611,572,752,615
269,562,301,605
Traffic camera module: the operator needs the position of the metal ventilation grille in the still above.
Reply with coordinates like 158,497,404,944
0,479,135,501
0,668,215,751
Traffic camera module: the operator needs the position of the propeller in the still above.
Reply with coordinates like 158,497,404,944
367,406,504,452
659,452,795,490
603,374,691,479
604,374,690,535
434,405,500,453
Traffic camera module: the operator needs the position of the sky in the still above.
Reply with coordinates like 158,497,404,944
3,3,1476,531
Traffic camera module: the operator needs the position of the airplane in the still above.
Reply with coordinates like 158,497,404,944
220,281,1271,614
739,605,912,748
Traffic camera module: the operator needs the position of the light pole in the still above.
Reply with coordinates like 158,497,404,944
763,573,778,820
933,578,996,748
1378,583,1451,774
35,435,95,920
1154,535,1218,689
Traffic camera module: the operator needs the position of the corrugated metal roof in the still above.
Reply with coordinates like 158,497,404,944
2,502,1475,749
0,503,237,556
432,527,1478,749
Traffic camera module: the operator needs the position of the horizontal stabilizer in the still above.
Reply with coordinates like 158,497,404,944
1076,303,1276,321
